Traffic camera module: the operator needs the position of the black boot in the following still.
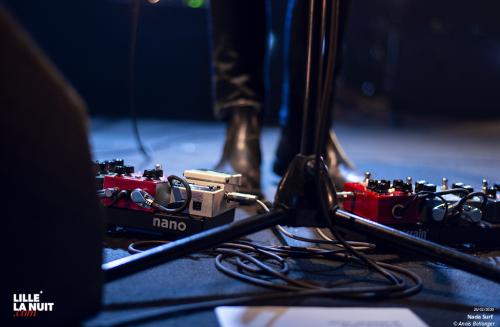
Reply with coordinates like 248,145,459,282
324,130,361,189
272,126,300,177
215,107,262,195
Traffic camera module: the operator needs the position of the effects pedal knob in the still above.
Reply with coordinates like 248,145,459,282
441,177,449,190
393,179,412,192
367,179,378,191
114,158,125,167
98,161,109,173
363,171,372,183
142,169,154,179
154,164,164,179
124,165,135,175
415,180,427,193
422,183,437,192
114,166,125,176
374,180,390,193
482,179,488,193
431,204,446,222
392,179,404,189
108,159,124,171
461,205,482,223
486,186,497,198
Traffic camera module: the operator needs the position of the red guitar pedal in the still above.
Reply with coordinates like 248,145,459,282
101,166,170,212
342,179,420,224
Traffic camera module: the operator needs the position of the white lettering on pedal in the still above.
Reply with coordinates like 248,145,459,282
152,217,187,231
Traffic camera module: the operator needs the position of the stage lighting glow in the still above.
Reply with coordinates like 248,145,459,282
186,0,204,9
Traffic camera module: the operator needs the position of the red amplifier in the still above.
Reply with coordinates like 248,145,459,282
342,179,419,224
101,167,170,212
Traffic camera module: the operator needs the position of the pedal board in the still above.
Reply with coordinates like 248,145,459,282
95,159,239,238
104,206,235,238
340,174,500,248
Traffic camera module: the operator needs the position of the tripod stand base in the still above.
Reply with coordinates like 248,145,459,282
103,150,500,284
274,154,336,227
103,209,289,282
333,209,500,283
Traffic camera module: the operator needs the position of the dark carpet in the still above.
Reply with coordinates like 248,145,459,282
85,118,500,327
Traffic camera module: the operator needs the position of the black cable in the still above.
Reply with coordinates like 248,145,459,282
128,197,421,296
276,225,375,250
108,190,130,207
128,237,421,296
99,175,191,214
258,200,375,251
314,0,328,124
166,175,192,213
413,190,488,221
433,188,470,196
310,0,420,295
413,191,449,220
129,0,151,159
314,0,339,163
456,191,489,212
122,195,422,326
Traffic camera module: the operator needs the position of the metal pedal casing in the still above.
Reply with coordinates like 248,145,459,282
102,174,170,212
171,183,238,218
169,169,241,218
342,181,419,224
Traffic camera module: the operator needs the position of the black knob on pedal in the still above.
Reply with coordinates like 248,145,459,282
114,166,125,176
124,165,135,175
154,170,163,179
392,179,404,189
93,161,101,175
415,180,427,193
98,161,109,173
374,180,390,193
101,160,111,172
486,186,497,198
393,179,412,192
143,169,153,179
154,164,163,179
422,183,437,192
367,179,378,191
114,158,124,166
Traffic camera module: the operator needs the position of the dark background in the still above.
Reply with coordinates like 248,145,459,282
4,0,500,123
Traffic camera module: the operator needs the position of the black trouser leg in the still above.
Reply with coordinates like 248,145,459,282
275,0,353,178
209,0,267,194
209,0,267,120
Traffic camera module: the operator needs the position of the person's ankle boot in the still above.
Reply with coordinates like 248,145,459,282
215,107,262,195
324,131,362,189
272,127,301,177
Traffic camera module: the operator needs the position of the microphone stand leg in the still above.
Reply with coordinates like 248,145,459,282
103,209,289,282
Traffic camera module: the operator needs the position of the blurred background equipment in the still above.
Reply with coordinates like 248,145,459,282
3,0,500,122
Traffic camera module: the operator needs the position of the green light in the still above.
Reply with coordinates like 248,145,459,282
186,0,204,9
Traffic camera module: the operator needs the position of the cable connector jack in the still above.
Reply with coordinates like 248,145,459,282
226,192,259,204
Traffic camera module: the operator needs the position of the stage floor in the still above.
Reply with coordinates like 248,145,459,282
86,118,500,326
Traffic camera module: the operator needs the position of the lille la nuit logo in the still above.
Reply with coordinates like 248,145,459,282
13,291,54,318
